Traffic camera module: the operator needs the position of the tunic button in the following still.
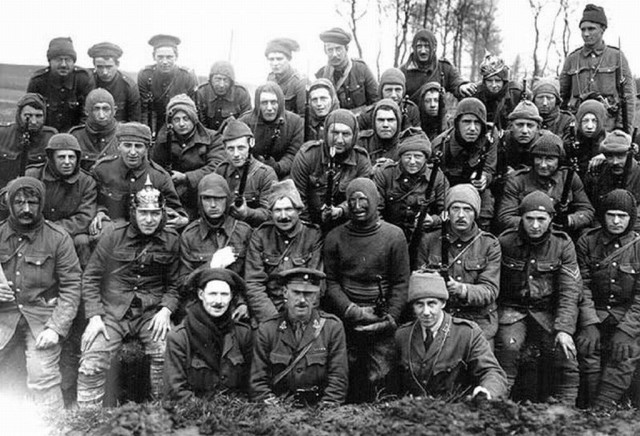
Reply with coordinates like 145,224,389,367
529,275,533,280
612,262,617,267
530,259,536,264
16,289,21,293
615,244,620,249
15,271,20,276
457,276,462,281
611,278,616,283
130,178,135,182
17,253,22,258
456,260,462,265
610,294,615,298
284,240,289,244
18,304,23,309
18,238,22,242
296,368,303,373
133,286,138,291
607,305,611,310
284,257,289,261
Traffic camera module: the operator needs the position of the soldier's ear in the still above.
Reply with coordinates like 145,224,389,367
249,137,255,148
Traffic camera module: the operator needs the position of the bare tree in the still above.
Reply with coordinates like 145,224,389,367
393,0,413,67
336,0,368,59
528,0,545,77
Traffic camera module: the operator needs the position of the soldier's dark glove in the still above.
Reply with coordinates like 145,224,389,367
353,315,396,333
344,304,380,325
610,330,636,362
575,324,601,356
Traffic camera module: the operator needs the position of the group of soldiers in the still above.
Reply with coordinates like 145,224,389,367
1,2,640,412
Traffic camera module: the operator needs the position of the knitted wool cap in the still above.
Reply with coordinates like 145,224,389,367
408,271,448,302
268,179,304,210
397,134,431,158
455,97,487,126
265,38,300,59
209,61,235,82
319,27,351,45
87,42,123,59
532,78,561,102
221,118,253,142
445,184,481,217
530,132,565,158
85,88,115,114
380,68,406,88
519,190,555,215
46,133,81,153
166,93,198,124
508,100,543,123
580,4,607,28
47,37,76,61
325,109,358,138
598,188,636,230
116,122,151,146
346,177,379,213
600,130,631,154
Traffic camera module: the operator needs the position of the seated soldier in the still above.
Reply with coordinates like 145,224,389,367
251,268,348,406
418,82,448,141
393,272,507,399
164,267,253,400
77,179,180,407
304,78,339,142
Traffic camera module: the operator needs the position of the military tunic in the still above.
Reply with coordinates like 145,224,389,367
69,123,119,172
195,83,252,131
316,59,378,112
0,123,55,188
92,70,141,122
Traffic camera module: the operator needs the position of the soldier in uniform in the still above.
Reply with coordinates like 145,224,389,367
374,134,448,240
315,27,378,113
69,88,120,171
357,99,405,168
392,272,507,399
472,54,522,132
400,29,475,105
418,81,448,141
575,189,640,407
498,133,594,235
305,78,339,142
89,122,188,240
27,37,95,133
245,180,323,323
179,173,252,289
87,42,141,122
265,38,309,116
164,267,253,399
432,98,497,230
0,93,56,189
496,191,582,404
138,34,198,135
560,4,636,132
574,100,608,177
357,68,420,131
239,82,304,180
215,119,277,228
195,61,252,131
77,179,180,407
532,79,575,151
585,130,640,229
291,109,372,231
250,268,348,406
323,178,409,402
152,94,224,219
0,177,82,410
500,100,546,172
416,184,501,345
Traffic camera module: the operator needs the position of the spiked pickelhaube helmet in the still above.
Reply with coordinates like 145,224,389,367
132,175,165,211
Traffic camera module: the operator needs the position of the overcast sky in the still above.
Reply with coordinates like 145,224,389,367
1,0,639,86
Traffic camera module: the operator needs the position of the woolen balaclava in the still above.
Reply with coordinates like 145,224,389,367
346,177,379,229
577,100,607,139
518,190,555,243
324,109,359,156
252,81,285,121
16,93,47,130
598,188,636,235
6,176,45,233
309,78,340,121
372,98,402,142
85,88,117,132
209,61,235,83
454,97,487,143
379,68,406,98
530,132,565,158
412,29,437,67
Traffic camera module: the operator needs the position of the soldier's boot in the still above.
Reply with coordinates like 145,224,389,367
31,386,64,411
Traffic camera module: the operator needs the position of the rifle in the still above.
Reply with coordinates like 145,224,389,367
616,37,630,133
408,151,442,271
234,159,250,208
19,115,32,177
521,77,528,102
440,218,450,282
473,143,487,182
374,274,389,318
304,87,311,142
324,145,336,209
146,76,156,143
555,122,579,227
165,124,174,173
265,118,284,161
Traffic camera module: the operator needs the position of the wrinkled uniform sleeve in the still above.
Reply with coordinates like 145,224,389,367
244,168,277,228
575,234,600,327
464,236,501,307
496,175,522,231
250,323,275,401
273,115,304,178
568,174,594,230
163,328,194,400
467,326,508,398
554,238,581,335
320,319,348,404
244,232,279,322
56,175,97,236
82,230,115,318
443,62,467,100
160,238,180,313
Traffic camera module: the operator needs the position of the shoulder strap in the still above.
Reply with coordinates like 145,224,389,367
272,317,326,386
600,235,640,266
447,231,484,268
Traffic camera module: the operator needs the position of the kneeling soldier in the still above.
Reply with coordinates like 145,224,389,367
250,268,348,406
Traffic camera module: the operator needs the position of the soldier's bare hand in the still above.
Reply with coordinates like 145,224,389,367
555,331,577,360
171,170,187,185
149,307,172,342
470,173,487,191
0,281,15,302
446,280,467,299
231,303,249,321
81,316,110,351
588,153,606,174
89,212,110,236
166,209,189,229
230,200,249,220
35,328,60,349
459,83,477,97
321,205,342,222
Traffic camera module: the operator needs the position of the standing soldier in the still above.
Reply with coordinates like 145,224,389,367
432,98,497,230
496,191,581,404
575,189,640,407
418,82,448,141
87,42,141,122
0,177,82,410
70,88,120,171
291,109,372,231
138,34,198,135
265,38,308,116
27,37,95,133
239,82,304,180
498,132,594,235
560,4,636,132
251,268,348,406
532,79,575,150
152,94,224,219
416,184,501,345
215,119,277,228
77,179,180,407
374,134,448,240
316,27,378,113
400,29,475,105
305,78,339,142
245,180,323,323
0,94,56,188
323,178,409,402
196,61,252,131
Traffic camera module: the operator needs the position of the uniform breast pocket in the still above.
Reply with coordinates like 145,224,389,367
291,253,312,267
269,351,292,370
594,66,618,95
23,253,54,291
0,150,19,162
431,358,467,393
346,83,366,106
501,257,526,291
147,252,175,275
306,351,327,367
529,260,560,298
616,263,640,301
462,258,487,282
